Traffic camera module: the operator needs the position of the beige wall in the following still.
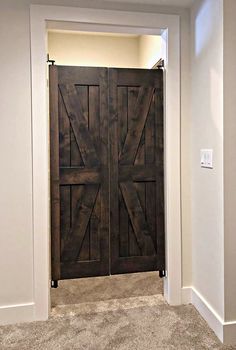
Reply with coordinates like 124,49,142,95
139,35,162,68
48,32,162,69
191,0,224,317
223,0,236,322
48,32,140,68
0,0,191,321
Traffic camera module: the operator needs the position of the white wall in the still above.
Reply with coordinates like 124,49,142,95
48,31,140,68
0,1,34,310
223,0,236,323
191,0,224,318
139,35,162,68
0,0,191,324
178,7,192,289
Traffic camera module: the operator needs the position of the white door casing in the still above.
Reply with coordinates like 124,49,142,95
30,5,181,320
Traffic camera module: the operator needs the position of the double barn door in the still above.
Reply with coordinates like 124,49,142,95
50,66,164,282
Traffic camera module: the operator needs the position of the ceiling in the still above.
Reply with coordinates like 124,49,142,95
104,0,194,7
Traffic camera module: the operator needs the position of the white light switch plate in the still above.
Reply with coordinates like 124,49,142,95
201,149,213,169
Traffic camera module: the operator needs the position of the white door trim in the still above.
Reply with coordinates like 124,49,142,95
30,5,181,320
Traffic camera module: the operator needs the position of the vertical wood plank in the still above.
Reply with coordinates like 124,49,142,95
145,96,156,251
99,68,109,273
89,86,100,260
155,78,165,268
109,69,120,268
58,91,71,252
49,65,61,280
70,85,84,259
70,87,83,168
128,87,141,257
118,87,129,257
76,85,90,261
134,88,146,254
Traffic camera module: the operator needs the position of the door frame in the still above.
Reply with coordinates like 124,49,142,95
30,5,181,321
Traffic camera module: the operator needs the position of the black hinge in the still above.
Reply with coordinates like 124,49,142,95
152,58,164,70
47,53,55,65
51,280,58,288
159,270,166,278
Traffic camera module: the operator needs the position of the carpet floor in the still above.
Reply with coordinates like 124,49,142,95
0,272,235,350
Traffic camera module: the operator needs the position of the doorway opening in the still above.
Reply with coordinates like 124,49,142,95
48,29,165,313
30,6,181,320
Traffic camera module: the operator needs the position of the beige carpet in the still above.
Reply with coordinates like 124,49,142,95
51,271,163,306
0,272,235,350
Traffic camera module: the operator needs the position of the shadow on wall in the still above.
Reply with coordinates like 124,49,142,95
195,0,213,56
191,0,224,317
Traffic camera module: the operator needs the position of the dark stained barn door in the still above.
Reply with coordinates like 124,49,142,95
50,66,109,280
50,65,164,281
109,69,165,274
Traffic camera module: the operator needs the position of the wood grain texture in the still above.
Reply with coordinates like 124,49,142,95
119,86,154,166
51,66,164,280
49,65,61,281
110,68,165,275
155,85,165,269
62,185,99,262
59,84,100,167
58,89,71,254
118,87,129,257
145,97,156,250
127,87,141,257
119,165,158,182
98,68,110,274
75,86,90,262
89,86,101,261
51,66,109,280
120,181,155,256
109,69,120,267
60,168,101,185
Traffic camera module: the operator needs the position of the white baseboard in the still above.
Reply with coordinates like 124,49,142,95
181,286,236,345
191,287,224,342
0,302,35,326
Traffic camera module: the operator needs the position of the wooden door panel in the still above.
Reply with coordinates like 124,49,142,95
119,86,154,165
61,184,99,262
50,66,60,281
50,66,109,280
120,181,156,255
50,65,164,280
110,68,165,274
59,84,100,167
